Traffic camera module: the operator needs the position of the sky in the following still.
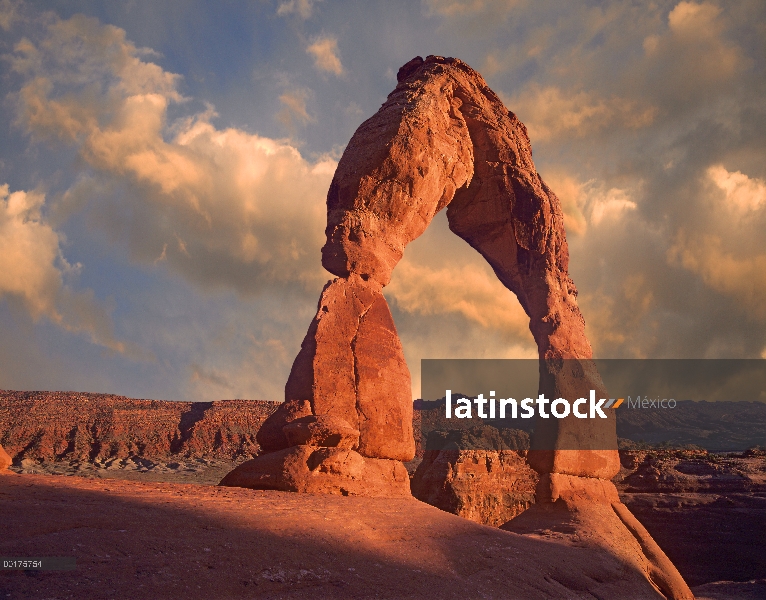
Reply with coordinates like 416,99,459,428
0,0,764,403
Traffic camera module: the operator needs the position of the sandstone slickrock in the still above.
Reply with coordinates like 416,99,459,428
220,55,693,597
1,474,705,600
502,477,694,600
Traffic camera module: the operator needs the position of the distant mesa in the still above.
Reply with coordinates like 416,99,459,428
0,390,278,463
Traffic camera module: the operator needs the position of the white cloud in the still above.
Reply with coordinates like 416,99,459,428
588,187,637,227
0,184,141,356
541,172,637,230
708,165,766,213
11,14,335,295
0,185,63,320
306,35,344,76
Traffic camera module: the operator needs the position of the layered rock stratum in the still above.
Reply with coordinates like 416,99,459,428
0,390,277,462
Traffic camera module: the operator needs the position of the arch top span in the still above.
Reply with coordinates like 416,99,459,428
322,55,581,360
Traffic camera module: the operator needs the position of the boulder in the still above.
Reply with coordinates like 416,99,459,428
219,446,410,497
256,398,313,453
412,448,538,527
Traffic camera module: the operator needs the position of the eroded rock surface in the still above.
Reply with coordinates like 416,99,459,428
412,448,538,527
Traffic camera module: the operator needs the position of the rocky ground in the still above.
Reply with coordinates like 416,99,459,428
4,471,751,600
9,455,248,486
2,471,764,599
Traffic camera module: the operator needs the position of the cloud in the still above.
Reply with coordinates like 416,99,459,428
542,171,638,234
668,232,766,319
0,184,141,357
707,165,766,213
587,186,637,227
386,258,531,340
306,35,344,76
277,0,319,20
10,13,335,295
635,1,746,108
541,171,587,236
277,88,315,128
423,0,520,18
0,185,64,320
0,0,20,31
505,85,657,142
662,165,766,319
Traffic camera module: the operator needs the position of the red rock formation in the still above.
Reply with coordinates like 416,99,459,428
220,55,693,596
218,445,410,497
503,474,694,600
224,277,415,496
282,275,414,461
0,391,278,462
324,55,616,478
0,443,10,470
412,449,537,527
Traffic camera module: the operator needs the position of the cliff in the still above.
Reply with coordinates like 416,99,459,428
0,391,279,462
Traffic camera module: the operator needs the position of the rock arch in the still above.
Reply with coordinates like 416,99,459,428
220,56,693,598
225,54,617,487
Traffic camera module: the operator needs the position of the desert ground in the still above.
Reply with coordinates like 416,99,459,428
1,456,764,599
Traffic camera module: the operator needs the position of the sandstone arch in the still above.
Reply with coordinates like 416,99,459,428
237,55,617,483
221,55,692,599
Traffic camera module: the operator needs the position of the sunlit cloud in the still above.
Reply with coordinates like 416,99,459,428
708,165,766,213
505,85,656,141
423,0,520,18
10,13,334,295
306,35,344,76
277,88,315,128
386,258,530,339
0,184,142,357
668,232,766,319
0,0,20,31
